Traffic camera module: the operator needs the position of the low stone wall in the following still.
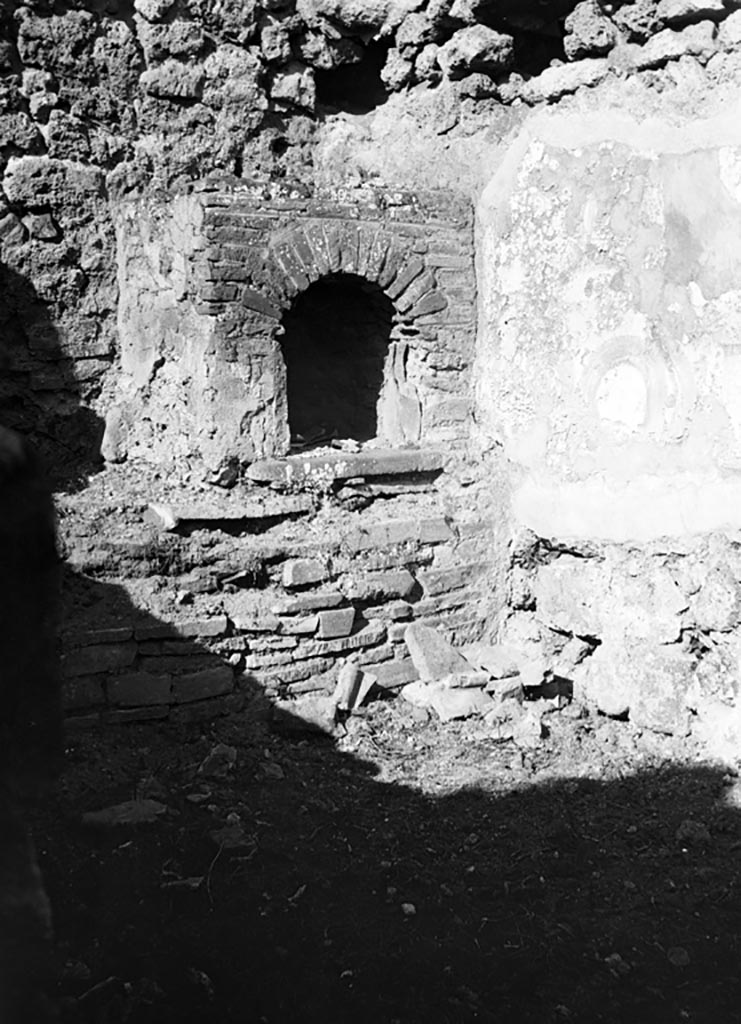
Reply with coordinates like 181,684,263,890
60,456,498,727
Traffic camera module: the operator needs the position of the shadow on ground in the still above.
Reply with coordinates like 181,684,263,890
33,660,741,1024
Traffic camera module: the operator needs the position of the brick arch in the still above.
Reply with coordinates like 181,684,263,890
251,220,448,321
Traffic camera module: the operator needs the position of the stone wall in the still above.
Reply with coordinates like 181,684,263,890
59,458,503,727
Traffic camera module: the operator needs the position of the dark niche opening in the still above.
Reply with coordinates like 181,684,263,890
315,39,391,115
280,273,394,449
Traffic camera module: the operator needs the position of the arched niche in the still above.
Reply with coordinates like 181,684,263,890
279,272,395,448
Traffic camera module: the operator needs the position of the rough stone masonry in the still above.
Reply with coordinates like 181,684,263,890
5,0,741,759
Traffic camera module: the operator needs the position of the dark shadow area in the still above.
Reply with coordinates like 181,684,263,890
33,690,741,1024
0,264,105,491
281,273,393,447
315,39,391,115
0,261,107,1020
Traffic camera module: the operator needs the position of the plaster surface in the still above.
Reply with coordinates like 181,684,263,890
476,96,741,541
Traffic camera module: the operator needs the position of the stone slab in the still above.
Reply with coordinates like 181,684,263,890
282,558,327,589
404,623,470,682
341,569,417,603
248,448,444,485
344,516,453,553
108,673,172,707
362,657,419,689
317,607,356,639
171,666,235,704
63,641,138,679
461,643,520,679
272,590,344,615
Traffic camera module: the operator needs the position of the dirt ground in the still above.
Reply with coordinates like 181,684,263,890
33,693,741,1024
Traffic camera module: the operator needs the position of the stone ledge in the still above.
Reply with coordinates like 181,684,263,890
247,448,444,486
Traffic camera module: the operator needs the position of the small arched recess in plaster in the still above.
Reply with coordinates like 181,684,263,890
280,272,394,447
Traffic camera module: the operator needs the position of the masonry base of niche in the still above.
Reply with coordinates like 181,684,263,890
58,457,496,729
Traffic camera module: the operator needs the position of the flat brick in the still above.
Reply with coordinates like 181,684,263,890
64,625,134,647
419,517,455,544
344,516,453,553
386,257,426,300
282,558,327,589
418,564,481,597
171,666,235,704
134,622,179,641
176,616,229,638
102,707,170,725
305,620,386,657
248,635,298,652
412,590,472,618
286,676,335,695
410,290,447,319
342,569,417,603
317,607,356,639
63,641,138,679
108,672,172,708
138,639,203,656
63,675,106,711
362,658,419,689
244,650,295,669
139,653,224,674
64,714,101,732
260,657,333,685
281,614,319,635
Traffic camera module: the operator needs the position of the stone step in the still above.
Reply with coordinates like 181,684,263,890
247,448,444,486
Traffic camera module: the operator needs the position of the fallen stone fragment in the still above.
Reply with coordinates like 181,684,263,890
551,636,593,677
82,798,169,827
210,824,250,849
667,946,690,967
333,661,374,711
260,760,285,780
404,623,469,681
400,680,431,710
604,953,631,977
198,742,237,778
518,653,548,688
426,684,493,723
675,819,711,844
438,670,490,689
461,642,520,678
485,676,524,703
143,501,178,529
510,706,544,749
